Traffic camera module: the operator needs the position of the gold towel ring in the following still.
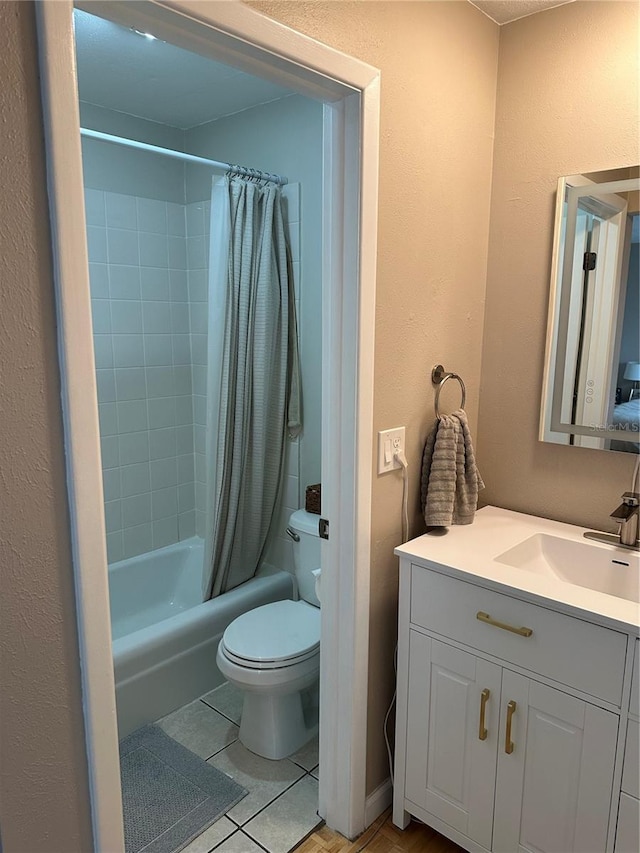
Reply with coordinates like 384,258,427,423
432,364,466,418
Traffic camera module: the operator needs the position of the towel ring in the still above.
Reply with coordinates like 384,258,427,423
431,364,466,418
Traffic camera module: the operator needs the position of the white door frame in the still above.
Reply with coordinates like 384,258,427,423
36,1,379,848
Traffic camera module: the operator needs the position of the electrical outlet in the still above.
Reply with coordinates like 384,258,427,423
378,426,406,474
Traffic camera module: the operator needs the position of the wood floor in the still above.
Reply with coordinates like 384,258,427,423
295,810,464,853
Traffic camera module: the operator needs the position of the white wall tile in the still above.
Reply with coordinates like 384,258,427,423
100,435,119,469
186,202,205,237
167,202,186,237
121,493,152,528
152,486,178,520
111,300,143,334
150,458,177,490
176,425,194,455
118,431,150,465
96,368,116,403
174,366,192,396
169,270,188,302
115,367,146,401
178,511,196,541
175,396,193,426
117,400,148,433
142,301,172,334
153,516,179,549
104,499,122,533
149,427,176,460
177,454,194,485
178,482,195,513
168,236,187,270
87,226,107,263
148,397,176,429
106,192,137,229
91,299,111,334
144,334,173,367
102,468,121,502
85,188,106,227
146,366,175,398
121,462,151,497
106,532,124,564
187,236,207,269
172,335,191,365
137,198,167,234
191,334,207,366
93,334,113,369
123,523,153,559
108,227,139,266
112,334,145,368
171,303,190,333
139,231,169,268
188,270,207,302
98,402,118,437
109,265,141,300
141,268,170,301
192,365,206,396
89,263,109,298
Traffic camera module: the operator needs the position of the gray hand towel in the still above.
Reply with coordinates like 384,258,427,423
420,408,484,527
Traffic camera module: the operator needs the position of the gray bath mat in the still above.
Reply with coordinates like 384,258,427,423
120,724,247,853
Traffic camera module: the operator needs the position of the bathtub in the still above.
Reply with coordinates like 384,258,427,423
109,537,294,737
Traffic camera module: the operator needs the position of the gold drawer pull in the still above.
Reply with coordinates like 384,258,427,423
476,611,533,638
479,688,490,741
505,700,517,754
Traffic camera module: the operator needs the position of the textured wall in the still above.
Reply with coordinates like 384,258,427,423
249,0,499,793
477,0,640,530
0,2,93,850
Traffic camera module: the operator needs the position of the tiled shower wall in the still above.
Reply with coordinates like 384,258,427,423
86,188,196,563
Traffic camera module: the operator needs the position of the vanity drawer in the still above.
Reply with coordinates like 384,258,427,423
410,566,627,704
622,719,639,798
630,639,639,718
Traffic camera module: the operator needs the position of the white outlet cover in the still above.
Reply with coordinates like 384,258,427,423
378,426,405,474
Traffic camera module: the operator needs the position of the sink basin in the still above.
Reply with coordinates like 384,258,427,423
496,533,640,604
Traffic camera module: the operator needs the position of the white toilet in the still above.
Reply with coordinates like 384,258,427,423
216,509,321,760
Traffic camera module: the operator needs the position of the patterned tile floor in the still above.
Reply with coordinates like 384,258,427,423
156,682,322,853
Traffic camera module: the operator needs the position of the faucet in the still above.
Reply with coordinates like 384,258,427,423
610,492,639,547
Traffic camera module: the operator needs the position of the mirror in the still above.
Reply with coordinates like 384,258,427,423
541,167,640,453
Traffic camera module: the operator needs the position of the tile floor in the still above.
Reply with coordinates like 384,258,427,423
156,682,322,853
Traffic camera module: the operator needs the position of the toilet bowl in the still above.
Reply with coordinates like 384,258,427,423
216,509,322,760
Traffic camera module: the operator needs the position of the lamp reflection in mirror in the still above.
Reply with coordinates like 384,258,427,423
625,362,640,401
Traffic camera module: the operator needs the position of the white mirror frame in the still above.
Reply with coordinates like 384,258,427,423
36,1,380,848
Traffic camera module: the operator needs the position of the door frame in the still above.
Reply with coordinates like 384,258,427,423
35,1,379,848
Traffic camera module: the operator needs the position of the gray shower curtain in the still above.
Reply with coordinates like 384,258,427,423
203,176,301,599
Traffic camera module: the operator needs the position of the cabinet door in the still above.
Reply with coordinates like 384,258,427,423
493,670,619,853
405,632,501,849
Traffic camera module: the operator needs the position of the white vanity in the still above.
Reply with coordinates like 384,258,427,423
393,506,639,853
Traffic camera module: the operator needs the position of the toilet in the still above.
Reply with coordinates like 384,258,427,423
216,509,321,760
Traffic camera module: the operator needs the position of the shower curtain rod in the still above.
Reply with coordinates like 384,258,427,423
80,127,288,186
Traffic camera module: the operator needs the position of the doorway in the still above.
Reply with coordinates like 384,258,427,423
36,0,379,847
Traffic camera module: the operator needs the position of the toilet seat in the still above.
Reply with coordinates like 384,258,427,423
220,599,320,670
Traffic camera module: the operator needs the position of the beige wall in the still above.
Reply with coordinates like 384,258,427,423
250,0,500,792
477,1,640,531
0,2,93,850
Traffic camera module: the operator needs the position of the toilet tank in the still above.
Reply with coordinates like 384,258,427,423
288,509,321,607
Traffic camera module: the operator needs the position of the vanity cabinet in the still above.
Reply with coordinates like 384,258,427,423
394,559,635,853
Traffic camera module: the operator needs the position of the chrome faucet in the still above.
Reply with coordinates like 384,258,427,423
610,492,639,547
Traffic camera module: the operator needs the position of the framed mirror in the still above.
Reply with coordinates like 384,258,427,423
540,167,640,453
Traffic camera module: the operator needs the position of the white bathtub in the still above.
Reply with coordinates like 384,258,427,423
109,538,294,737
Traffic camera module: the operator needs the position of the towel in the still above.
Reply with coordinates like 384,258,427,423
420,408,484,527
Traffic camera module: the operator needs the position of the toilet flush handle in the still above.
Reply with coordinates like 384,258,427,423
285,526,300,542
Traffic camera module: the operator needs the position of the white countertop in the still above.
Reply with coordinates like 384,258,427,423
395,506,640,633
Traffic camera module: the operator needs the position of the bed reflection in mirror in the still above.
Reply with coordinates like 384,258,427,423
540,167,640,453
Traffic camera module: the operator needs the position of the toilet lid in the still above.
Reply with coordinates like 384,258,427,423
222,600,320,666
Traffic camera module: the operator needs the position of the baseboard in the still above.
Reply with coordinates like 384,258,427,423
364,777,392,827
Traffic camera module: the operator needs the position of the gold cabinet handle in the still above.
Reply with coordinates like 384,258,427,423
478,688,490,741
505,700,517,754
476,611,533,638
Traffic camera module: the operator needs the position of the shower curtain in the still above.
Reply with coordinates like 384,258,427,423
202,175,301,599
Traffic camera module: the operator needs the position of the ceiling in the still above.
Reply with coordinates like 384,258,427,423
471,0,575,24
73,9,295,130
